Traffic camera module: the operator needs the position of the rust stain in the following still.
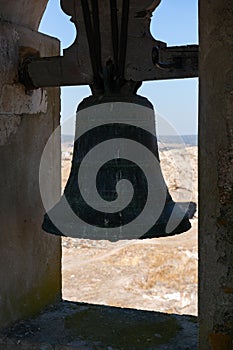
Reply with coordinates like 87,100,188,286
223,287,233,294
209,333,233,350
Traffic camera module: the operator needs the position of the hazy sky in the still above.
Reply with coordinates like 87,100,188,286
39,0,198,135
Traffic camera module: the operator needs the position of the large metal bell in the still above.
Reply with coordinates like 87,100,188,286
42,95,193,241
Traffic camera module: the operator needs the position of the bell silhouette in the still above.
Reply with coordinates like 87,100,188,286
42,94,193,241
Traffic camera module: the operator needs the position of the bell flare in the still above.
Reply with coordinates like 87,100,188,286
42,198,193,240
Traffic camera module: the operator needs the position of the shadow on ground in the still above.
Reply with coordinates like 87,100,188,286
0,300,197,349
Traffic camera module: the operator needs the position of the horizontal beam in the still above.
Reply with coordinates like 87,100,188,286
20,44,198,89
126,44,198,82
20,54,92,89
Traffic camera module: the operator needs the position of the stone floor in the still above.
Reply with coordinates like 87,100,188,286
0,301,197,350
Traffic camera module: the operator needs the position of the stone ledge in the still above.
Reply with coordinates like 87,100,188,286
0,300,197,350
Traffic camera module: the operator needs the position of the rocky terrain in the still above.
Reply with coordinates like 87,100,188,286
61,141,198,317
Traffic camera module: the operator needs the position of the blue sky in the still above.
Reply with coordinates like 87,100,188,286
39,0,198,135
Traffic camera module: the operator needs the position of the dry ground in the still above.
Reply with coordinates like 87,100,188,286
61,145,198,316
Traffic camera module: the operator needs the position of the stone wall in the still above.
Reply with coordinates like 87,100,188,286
199,0,233,349
0,0,48,31
0,16,61,326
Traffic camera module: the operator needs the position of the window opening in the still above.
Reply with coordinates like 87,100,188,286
39,0,198,318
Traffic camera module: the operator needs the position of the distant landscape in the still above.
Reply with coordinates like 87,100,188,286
158,134,197,148
61,134,198,148
61,134,75,144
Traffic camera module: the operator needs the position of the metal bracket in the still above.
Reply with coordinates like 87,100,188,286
152,44,198,79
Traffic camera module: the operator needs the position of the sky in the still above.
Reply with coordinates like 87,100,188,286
39,0,198,136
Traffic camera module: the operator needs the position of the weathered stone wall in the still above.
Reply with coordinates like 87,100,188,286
0,14,61,326
199,0,233,349
0,0,48,31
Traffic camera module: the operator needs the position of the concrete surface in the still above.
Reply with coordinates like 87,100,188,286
0,0,48,31
199,0,233,348
0,19,61,327
0,300,198,350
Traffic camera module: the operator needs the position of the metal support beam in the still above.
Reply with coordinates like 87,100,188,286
19,1,198,90
20,44,198,89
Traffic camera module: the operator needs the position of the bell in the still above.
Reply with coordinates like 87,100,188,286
41,0,194,240
42,94,193,241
